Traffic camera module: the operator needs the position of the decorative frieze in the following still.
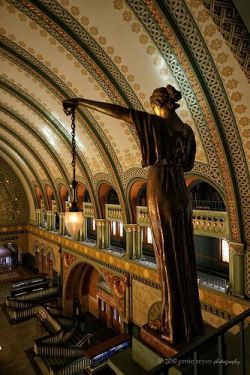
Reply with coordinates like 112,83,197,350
102,269,129,319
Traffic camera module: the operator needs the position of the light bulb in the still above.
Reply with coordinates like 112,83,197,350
65,211,83,237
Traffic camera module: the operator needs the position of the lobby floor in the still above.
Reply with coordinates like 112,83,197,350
0,282,48,375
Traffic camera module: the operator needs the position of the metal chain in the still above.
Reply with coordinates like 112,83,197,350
71,109,76,182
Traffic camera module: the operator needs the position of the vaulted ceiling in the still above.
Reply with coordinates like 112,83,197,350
0,0,249,244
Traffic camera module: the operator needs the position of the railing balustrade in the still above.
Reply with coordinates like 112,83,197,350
192,200,226,211
149,308,250,375
105,204,123,222
83,202,94,218
197,271,228,291
53,356,90,375
136,206,229,238
11,286,58,301
34,343,84,358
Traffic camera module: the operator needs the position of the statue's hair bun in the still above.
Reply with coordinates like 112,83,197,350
166,85,182,102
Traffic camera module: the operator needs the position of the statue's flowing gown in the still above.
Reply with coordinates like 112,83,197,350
131,110,203,344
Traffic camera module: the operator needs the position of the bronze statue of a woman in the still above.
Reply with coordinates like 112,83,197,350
63,85,203,345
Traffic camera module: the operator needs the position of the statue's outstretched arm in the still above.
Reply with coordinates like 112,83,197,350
63,97,133,124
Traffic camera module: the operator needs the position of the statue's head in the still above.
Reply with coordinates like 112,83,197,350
150,85,182,116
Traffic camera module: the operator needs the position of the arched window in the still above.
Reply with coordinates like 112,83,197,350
83,190,91,202
137,186,147,206
106,189,119,205
189,182,226,211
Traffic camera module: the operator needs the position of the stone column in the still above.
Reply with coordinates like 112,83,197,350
51,211,57,231
124,224,133,259
124,224,142,259
58,213,66,235
46,211,52,231
95,219,110,249
133,224,142,259
104,220,111,249
80,216,88,242
36,208,42,227
229,241,245,297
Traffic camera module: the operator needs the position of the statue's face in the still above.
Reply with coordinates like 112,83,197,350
152,103,170,119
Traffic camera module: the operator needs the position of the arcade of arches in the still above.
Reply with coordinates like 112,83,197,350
0,0,250,370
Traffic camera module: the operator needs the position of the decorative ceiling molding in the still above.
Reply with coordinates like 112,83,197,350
0,35,133,221
156,0,249,241
203,0,250,82
0,103,70,186
0,120,62,210
0,136,48,208
22,0,144,109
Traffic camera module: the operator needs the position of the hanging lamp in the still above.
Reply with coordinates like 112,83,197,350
63,100,83,237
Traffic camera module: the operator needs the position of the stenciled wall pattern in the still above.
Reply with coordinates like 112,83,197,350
0,158,29,226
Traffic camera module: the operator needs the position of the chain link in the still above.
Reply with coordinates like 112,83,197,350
71,110,76,181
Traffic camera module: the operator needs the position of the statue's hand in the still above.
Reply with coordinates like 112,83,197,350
63,98,79,116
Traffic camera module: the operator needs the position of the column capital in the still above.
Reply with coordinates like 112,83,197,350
124,224,141,233
229,241,245,256
95,219,107,226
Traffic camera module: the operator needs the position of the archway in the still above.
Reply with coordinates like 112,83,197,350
63,261,122,332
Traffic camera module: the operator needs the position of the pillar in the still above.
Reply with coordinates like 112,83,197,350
46,211,52,231
229,241,245,297
124,224,142,259
80,216,88,242
51,211,57,231
36,209,42,227
96,219,110,249
58,212,66,235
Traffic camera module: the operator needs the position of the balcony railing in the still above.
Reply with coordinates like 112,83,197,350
136,206,229,238
197,271,228,292
83,202,94,218
193,210,229,238
105,204,123,222
192,199,226,211
149,308,250,375
136,206,150,226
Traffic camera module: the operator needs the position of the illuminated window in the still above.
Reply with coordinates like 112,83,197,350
112,221,117,235
92,219,96,231
101,299,105,311
119,222,123,237
113,308,117,320
221,239,229,263
147,227,153,244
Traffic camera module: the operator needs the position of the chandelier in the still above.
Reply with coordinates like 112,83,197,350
63,100,83,237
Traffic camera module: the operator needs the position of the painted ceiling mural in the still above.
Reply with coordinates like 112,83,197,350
0,0,249,261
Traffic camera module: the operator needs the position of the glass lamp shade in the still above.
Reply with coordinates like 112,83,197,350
64,211,83,237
